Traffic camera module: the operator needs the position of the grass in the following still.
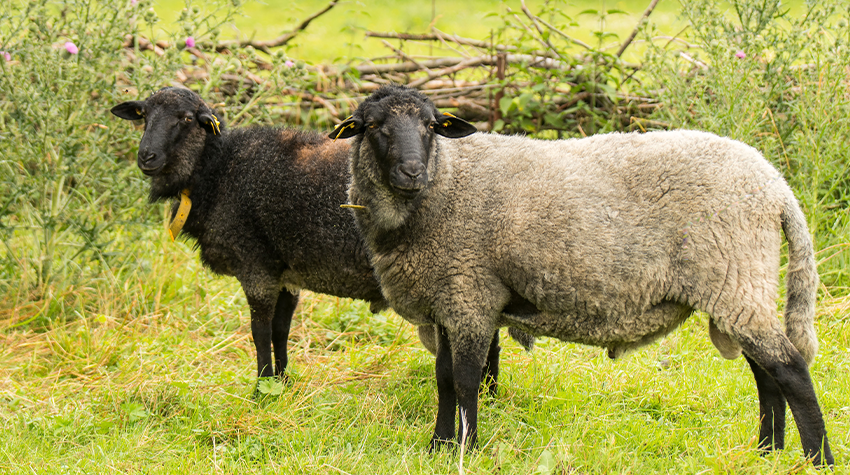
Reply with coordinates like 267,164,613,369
1,226,848,473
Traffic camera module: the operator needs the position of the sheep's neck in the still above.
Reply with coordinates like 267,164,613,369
168,189,192,241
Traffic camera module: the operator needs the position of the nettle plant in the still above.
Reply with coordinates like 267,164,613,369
0,0,302,310
0,0,161,297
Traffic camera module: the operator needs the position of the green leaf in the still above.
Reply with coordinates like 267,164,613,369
516,92,535,111
257,378,285,396
120,402,149,422
544,112,565,128
499,96,514,116
596,82,618,100
535,449,556,475
578,9,598,16
606,9,627,15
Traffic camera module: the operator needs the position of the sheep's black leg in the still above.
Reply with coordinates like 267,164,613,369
271,290,299,379
430,323,493,451
451,326,491,451
454,359,483,450
246,294,275,378
482,330,500,397
431,325,456,451
743,340,833,468
745,354,786,452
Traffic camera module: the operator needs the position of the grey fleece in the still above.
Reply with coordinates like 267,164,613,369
349,130,818,365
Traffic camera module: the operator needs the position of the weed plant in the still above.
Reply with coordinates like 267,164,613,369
1,0,848,473
645,0,850,288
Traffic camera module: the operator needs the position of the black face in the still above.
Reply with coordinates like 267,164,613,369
364,104,438,199
111,88,222,200
330,85,478,200
138,104,199,175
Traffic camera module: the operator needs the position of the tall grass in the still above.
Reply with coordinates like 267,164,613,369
1,0,849,473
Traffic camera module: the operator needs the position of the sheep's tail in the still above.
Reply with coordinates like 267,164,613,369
781,195,819,366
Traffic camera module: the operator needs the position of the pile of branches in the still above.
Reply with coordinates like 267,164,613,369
122,0,671,134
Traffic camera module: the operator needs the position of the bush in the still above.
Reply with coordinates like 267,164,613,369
487,1,648,137
0,0,164,302
0,0,299,321
644,0,850,288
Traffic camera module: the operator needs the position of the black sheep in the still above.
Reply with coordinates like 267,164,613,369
111,87,531,386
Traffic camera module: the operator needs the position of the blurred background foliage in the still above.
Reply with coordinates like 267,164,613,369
2,0,849,324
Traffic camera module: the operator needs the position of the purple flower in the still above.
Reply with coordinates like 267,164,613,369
185,36,195,48
284,59,294,68
65,42,79,54
734,50,746,59
1,51,10,62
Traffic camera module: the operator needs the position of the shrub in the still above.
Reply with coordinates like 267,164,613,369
644,0,850,288
0,0,299,320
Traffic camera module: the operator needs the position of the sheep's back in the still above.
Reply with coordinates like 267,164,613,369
419,130,788,340
200,127,382,302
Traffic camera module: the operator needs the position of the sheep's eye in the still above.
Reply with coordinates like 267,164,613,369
428,122,437,129
183,116,193,123
368,122,378,129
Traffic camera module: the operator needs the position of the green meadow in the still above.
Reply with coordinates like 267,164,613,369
1,0,849,473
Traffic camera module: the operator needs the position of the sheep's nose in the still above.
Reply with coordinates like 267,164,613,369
399,161,425,179
139,150,157,166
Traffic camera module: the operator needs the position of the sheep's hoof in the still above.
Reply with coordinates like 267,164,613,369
429,436,455,453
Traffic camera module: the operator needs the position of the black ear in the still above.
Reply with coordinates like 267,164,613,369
111,101,146,120
329,116,364,140
197,110,222,136
435,113,477,138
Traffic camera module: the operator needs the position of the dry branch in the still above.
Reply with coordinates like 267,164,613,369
116,0,670,135
343,54,572,77
518,1,568,63
516,7,592,51
616,0,662,58
366,30,505,52
215,1,339,53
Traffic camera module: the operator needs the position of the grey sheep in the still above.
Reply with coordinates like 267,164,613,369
110,87,531,390
332,85,833,467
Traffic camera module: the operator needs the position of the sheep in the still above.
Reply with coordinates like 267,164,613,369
332,85,833,467
110,86,532,390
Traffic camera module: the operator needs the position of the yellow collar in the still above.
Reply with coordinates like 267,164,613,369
168,189,192,241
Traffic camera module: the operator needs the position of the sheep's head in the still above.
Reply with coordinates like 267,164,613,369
111,87,223,201
331,85,477,200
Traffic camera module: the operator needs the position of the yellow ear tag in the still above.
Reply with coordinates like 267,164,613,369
209,115,221,135
168,189,192,241
441,112,456,127
340,204,366,210
333,122,356,141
